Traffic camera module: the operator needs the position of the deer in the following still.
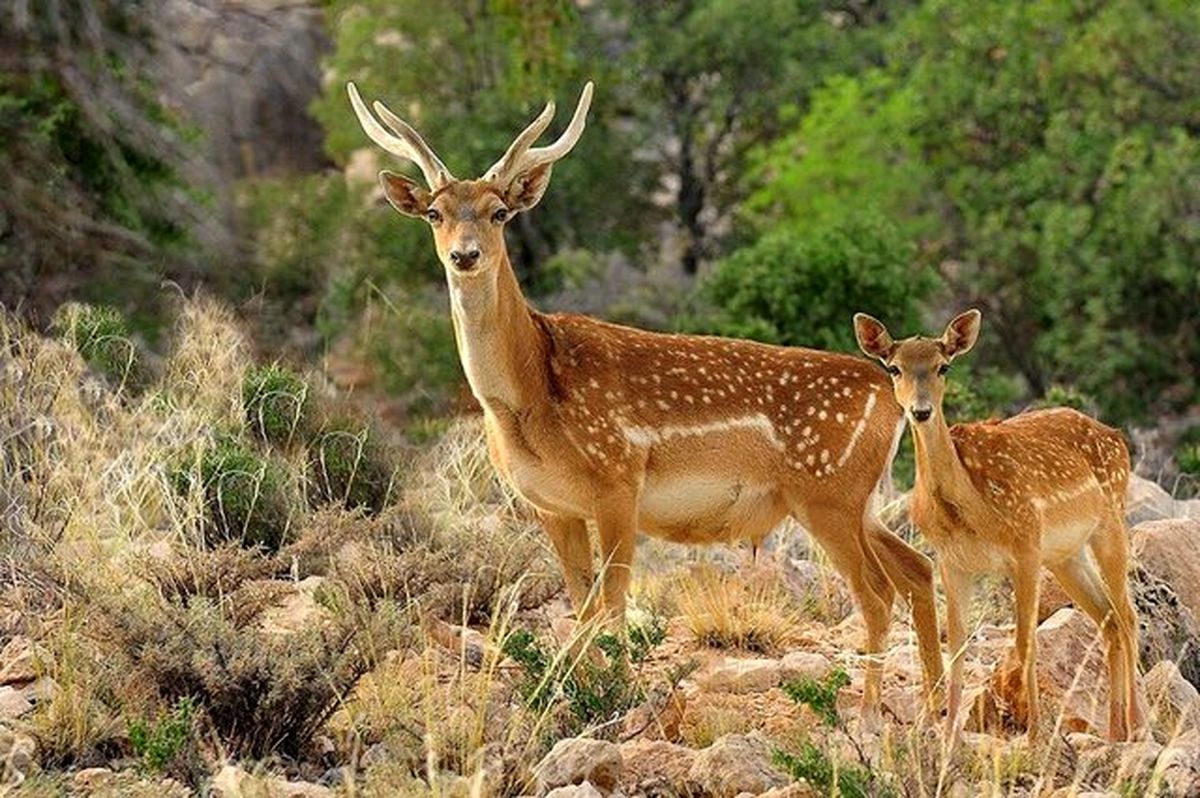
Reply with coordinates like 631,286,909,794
346,79,945,716
854,309,1144,741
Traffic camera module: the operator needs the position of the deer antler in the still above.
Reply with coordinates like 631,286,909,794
485,82,594,187
347,82,453,189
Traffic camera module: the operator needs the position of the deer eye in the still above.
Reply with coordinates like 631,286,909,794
491,207,509,224
886,365,901,377
937,364,950,376
425,208,442,223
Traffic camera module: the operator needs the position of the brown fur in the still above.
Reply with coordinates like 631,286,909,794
856,310,1145,741
350,84,946,714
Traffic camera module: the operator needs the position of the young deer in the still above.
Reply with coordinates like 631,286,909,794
347,80,945,713
854,310,1143,741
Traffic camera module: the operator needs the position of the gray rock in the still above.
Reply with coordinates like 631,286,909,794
687,733,788,798
535,738,623,795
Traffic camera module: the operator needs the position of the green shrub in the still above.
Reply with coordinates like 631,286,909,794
171,438,291,552
242,364,310,445
307,421,395,514
51,303,144,391
691,211,932,354
502,617,666,735
128,697,195,774
1032,384,1099,416
1176,426,1200,482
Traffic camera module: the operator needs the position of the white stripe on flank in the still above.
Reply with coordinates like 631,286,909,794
621,413,785,452
838,391,878,468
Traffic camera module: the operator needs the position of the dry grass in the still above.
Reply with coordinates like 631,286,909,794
675,563,807,655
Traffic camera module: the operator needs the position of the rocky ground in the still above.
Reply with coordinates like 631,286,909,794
1,301,1198,797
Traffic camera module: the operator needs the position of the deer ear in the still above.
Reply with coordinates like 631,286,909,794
503,163,553,212
941,309,982,360
379,171,431,217
854,313,895,361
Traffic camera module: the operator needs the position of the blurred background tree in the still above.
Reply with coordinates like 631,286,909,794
3,0,1198,459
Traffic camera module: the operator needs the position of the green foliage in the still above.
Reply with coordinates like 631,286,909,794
745,0,1200,421
1031,384,1100,415
51,303,145,391
775,668,884,797
694,211,932,353
307,420,395,514
127,697,195,774
502,618,665,734
170,438,291,552
780,668,850,727
242,364,310,445
1177,428,1200,481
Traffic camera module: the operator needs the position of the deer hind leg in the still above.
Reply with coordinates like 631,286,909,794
1049,540,1136,741
865,517,944,712
539,512,598,623
802,505,895,722
1090,515,1145,739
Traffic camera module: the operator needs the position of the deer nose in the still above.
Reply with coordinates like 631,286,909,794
449,248,481,270
912,407,932,423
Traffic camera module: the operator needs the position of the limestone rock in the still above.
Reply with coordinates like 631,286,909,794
696,657,782,694
1155,728,1200,796
619,739,696,795
687,733,788,798
211,764,334,797
1132,519,1200,618
0,726,37,785
779,651,832,684
534,738,623,794
0,686,33,721
0,637,38,685
1146,660,1200,735
544,782,604,798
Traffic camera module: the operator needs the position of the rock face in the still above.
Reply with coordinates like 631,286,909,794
686,733,788,798
534,738,624,795
1156,728,1200,796
150,0,330,181
1145,660,1200,734
1130,519,1200,685
1132,519,1200,619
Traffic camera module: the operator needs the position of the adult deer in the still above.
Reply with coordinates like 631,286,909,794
347,80,944,713
854,310,1144,741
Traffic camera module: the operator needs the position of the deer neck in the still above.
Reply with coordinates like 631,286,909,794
447,253,546,413
911,412,976,509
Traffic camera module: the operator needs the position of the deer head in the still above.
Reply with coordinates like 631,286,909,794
854,310,981,424
347,82,594,277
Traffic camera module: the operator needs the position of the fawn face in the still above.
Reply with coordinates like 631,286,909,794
855,310,981,424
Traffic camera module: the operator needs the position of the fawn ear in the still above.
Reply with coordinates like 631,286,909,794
940,309,982,360
854,313,896,361
502,163,553,212
379,171,431,217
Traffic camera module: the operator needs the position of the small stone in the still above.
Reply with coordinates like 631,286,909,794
0,686,33,720
696,657,782,694
778,651,831,683
0,637,38,685
545,781,604,798
687,733,788,798
535,737,623,794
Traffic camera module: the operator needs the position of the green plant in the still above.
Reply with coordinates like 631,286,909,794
774,669,886,797
1176,426,1200,480
502,617,666,734
242,363,310,445
1032,384,1099,415
128,697,195,773
307,420,395,514
170,437,291,551
51,303,144,391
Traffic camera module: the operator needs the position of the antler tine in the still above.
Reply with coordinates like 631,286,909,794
484,100,556,183
346,82,452,188
488,82,594,186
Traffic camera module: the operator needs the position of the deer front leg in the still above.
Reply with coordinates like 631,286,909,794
940,561,972,739
1011,554,1041,740
593,491,638,628
539,512,597,623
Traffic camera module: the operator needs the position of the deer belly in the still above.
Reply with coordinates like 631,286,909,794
637,474,785,544
1040,517,1100,565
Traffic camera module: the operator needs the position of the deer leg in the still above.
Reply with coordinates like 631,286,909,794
1011,554,1041,740
539,512,598,623
941,561,972,739
593,492,638,629
865,517,944,712
803,505,894,723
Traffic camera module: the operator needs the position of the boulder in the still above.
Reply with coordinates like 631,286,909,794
544,781,605,798
0,687,33,721
1133,519,1200,617
1145,660,1200,735
211,764,334,797
779,651,832,684
687,733,788,798
696,657,782,694
1038,573,1074,624
1066,732,1162,788
0,637,38,685
0,726,37,785
1155,728,1200,796
1130,562,1200,686
1127,475,1181,525
534,738,623,795
619,739,696,795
